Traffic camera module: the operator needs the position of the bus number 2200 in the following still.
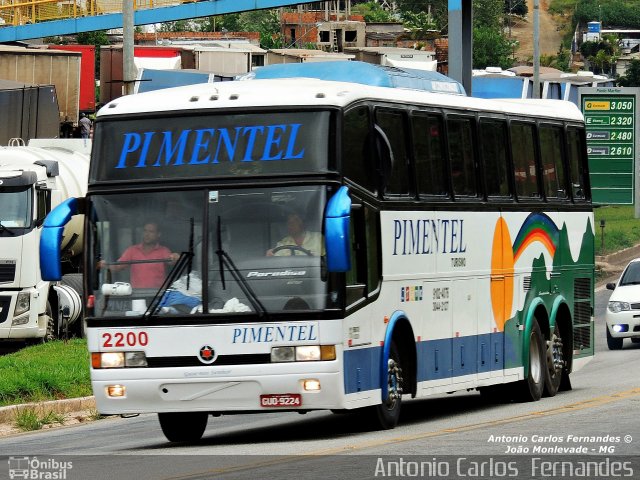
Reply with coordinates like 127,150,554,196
102,331,149,348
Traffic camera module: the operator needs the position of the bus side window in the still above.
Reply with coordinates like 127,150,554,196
510,122,541,199
566,127,587,201
539,124,568,200
375,109,411,197
343,106,377,194
446,116,477,198
346,204,380,307
413,112,448,197
479,119,510,198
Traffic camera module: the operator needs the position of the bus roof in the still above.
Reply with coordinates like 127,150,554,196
98,77,584,122
243,61,465,95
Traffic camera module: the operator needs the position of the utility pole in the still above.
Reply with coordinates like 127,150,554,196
123,0,136,96
533,0,540,98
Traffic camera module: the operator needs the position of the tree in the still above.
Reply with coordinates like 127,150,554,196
352,1,394,23
238,10,282,49
580,35,619,76
395,0,449,32
618,59,640,87
400,11,438,38
473,26,514,69
473,0,504,31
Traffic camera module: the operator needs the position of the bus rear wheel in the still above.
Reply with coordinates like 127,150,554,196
543,323,564,397
158,412,208,442
514,319,545,402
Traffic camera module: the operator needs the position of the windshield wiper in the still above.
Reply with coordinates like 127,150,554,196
143,251,193,319
216,216,268,319
0,222,16,236
144,218,195,319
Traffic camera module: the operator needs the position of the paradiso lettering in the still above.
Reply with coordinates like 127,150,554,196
393,218,467,255
115,123,306,169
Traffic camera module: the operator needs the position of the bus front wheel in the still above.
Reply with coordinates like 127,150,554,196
371,341,403,429
158,412,208,442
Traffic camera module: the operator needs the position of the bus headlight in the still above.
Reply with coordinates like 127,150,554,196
270,345,336,362
296,346,321,361
271,347,295,362
92,352,148,368
14,292,30,316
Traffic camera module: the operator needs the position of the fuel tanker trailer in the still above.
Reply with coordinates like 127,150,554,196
0,139,89,341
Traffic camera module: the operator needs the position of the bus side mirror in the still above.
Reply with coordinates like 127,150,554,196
40,197,82,281
324,186,351,272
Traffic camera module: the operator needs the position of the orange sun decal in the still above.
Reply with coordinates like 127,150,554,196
490,213,559,331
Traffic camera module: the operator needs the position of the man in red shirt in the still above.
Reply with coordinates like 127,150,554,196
100,222,179,289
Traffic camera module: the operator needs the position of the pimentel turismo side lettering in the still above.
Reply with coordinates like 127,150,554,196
116,124,305,169
393,218,467,255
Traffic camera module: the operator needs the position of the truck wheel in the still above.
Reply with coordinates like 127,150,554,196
158,412,208,442
61,273,84,338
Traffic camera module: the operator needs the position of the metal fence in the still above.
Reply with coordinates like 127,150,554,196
0,0,189,26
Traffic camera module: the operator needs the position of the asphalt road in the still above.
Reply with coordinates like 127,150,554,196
1,286,638,480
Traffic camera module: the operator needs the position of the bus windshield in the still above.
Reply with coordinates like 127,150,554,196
89,186,339,318
0,186,31,231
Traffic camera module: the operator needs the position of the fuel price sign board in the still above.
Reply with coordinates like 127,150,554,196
580,87,639,205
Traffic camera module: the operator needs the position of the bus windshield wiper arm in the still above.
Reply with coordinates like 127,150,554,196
0,222,16,236
215,216,268,319
143,251,193,319
144,217,195,318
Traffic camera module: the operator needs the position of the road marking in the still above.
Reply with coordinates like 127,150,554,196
164,387,640,479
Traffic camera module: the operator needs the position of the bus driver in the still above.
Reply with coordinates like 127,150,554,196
266,213,324,257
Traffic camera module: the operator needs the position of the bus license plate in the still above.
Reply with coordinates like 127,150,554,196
260,394,302,407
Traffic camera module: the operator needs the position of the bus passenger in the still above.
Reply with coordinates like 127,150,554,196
266,213,324,256
98,222,180,288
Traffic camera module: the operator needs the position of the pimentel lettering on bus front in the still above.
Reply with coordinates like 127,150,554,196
393,218,467,255
115,124,305,169
232,324,318,344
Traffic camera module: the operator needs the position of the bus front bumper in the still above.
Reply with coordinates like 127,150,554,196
92,371,345,415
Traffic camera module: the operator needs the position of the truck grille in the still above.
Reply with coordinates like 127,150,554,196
0,261,16,283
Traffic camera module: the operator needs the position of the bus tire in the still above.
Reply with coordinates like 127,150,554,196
606,327,623,350
372,341,403,429
543,322,564,397
515,318,545,402
158,412,208,442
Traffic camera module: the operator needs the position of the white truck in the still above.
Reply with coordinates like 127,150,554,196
0,139,89,341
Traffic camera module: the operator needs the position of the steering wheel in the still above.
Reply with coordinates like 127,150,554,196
271,245,313,256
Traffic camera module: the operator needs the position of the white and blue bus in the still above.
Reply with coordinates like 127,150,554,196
41,63,594,442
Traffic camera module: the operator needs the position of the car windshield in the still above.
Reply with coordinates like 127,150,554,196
619,262,640,286
0,186,31,231
88,186,339,319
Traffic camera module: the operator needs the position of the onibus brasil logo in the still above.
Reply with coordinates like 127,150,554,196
8,456,73,479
